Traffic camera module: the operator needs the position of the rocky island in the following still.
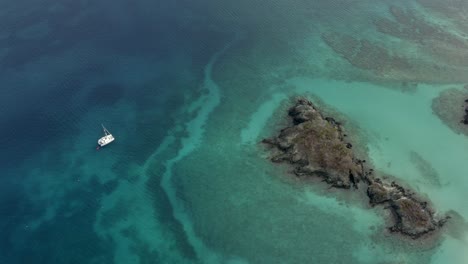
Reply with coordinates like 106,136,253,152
263,98,448,239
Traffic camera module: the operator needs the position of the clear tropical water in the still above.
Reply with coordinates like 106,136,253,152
1,0,468,263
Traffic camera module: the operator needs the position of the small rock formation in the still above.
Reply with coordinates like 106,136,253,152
432,88,468,136
462,99,468,125
367,180,446,238
263,98,448,239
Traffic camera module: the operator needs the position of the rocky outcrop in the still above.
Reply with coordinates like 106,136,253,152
367,179,445,239
463,99,468,125
262,98,363,189
432,88,468,136
263,98,448,239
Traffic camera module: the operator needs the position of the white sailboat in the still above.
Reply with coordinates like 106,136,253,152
97,124,115,148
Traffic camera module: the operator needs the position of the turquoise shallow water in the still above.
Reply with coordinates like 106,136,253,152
1,0,468,263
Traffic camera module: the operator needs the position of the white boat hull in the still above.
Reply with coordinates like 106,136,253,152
98,134,115,147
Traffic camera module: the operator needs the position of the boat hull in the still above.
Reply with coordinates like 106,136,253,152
98,134,115,147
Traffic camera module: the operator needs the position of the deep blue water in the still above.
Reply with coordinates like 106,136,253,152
0,0,227,262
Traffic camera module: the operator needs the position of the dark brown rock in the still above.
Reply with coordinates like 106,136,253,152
266,98,362,189
263,98,447,239
367,181,391,204
463,100,468,125
389,198,437,239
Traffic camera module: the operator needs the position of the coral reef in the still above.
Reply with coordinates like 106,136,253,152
375,6,467,48
417,0,468,32
322,30,468,83
374,6,468,67
322,32,412,75
321,5,468,83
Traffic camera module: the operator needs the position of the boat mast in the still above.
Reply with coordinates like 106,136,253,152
102,124,110,135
